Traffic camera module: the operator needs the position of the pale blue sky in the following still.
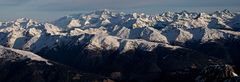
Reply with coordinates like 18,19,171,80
0,0,239,22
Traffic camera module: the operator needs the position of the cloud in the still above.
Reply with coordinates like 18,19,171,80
0,0,31,6
21,0,239,11
29,0,160,11
1,0,239,10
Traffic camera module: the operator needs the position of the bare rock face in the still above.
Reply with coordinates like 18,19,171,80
196,64,239,82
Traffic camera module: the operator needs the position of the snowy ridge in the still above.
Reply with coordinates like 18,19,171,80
0,10,240,53
0,45,52,65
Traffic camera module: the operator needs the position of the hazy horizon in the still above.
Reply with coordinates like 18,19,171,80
0,0,239,22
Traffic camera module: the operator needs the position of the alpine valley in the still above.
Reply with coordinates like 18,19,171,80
0,9,240,82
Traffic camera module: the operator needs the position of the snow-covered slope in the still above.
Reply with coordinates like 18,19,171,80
0,45,111,82
0,45,51,65
53,9,240,44
0,10,240,54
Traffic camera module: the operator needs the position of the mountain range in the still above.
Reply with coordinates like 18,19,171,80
0,9,240,82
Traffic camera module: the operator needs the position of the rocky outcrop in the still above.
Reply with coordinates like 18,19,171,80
196,64,238,82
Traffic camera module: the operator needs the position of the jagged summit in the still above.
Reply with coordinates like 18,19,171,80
89,9,114,15
0,10,240,54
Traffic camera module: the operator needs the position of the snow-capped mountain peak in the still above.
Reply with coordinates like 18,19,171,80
0,10,240,54
1,9,240,82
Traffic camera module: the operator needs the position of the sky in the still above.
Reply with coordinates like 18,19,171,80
0,0,239,22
